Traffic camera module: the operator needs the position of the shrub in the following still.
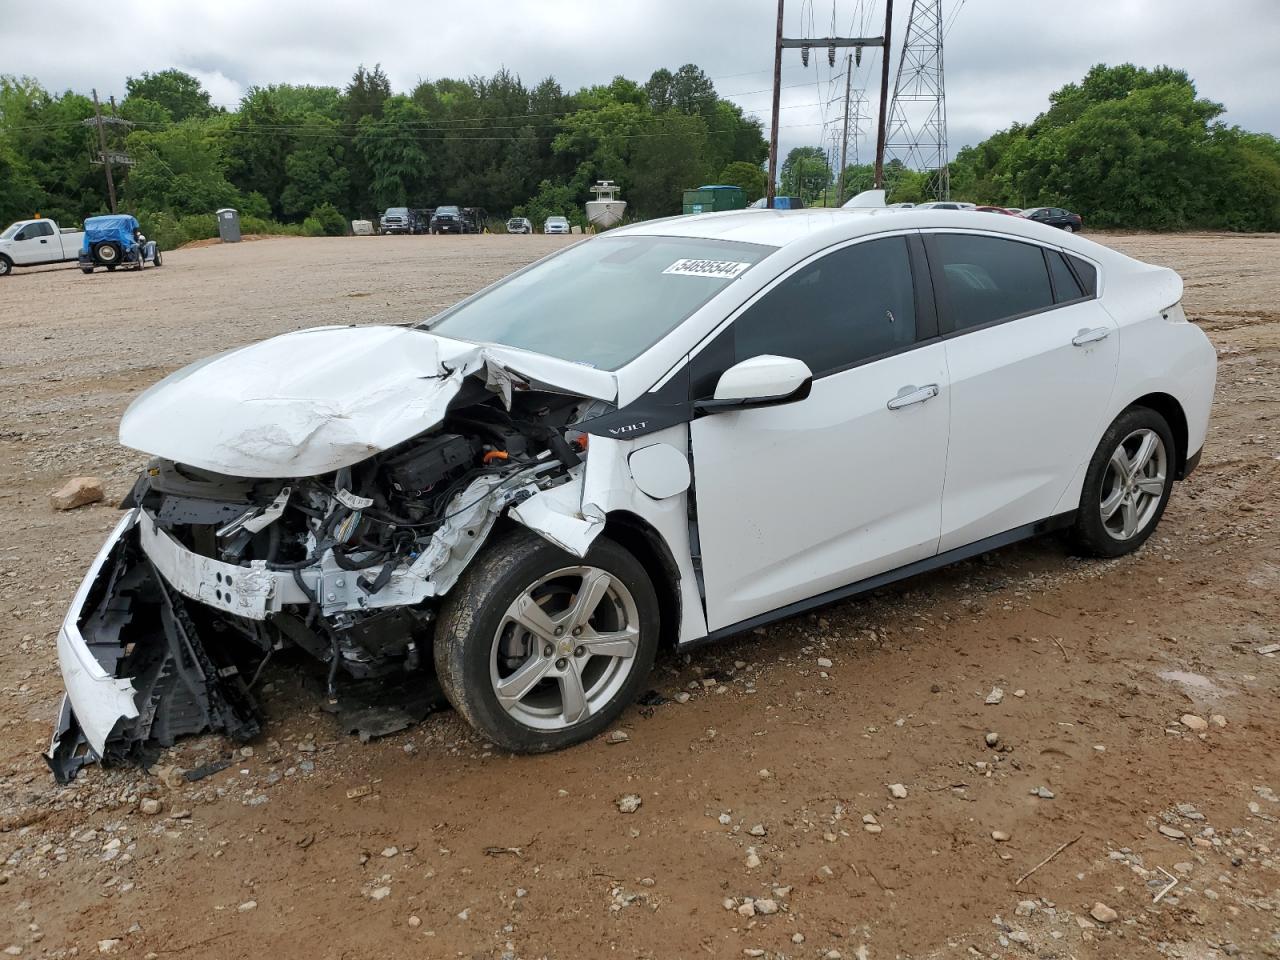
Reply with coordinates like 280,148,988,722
309,202,347,236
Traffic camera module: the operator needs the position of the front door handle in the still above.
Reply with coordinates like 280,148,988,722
1071,326,1110,346
887,383,939,410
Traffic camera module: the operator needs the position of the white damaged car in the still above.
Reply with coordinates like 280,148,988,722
49,199,1217,779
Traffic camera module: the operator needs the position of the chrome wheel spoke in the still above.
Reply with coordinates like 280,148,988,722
494,654,551,710
565,569,612,632
1100,485,1125,521
1121,497,1140,539
579,625,640,659
557,667,589,725
509,592,560,641
1131,432,1159,473
1109,447,1131,482
1135,475,1165,496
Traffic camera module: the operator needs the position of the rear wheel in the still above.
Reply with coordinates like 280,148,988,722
1070,406,1175,557
80,266,94,274
153,249,163,268
0,256,11,277
434,530,659,753
1063,223,1077,233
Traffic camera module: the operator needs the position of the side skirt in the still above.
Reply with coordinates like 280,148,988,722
687,511,1076,649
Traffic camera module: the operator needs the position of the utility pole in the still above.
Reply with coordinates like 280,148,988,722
91,89,117,213
837,54,853,203
767,1,886,208
766,0,784,209
874,0,894,189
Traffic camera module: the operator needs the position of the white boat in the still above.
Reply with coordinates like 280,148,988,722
586,180,627,229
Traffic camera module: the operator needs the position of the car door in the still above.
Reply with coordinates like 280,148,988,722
11,221,54,265
926,231,1118,552
688,234,950,632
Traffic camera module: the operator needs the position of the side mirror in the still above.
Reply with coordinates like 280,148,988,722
696,355,813,413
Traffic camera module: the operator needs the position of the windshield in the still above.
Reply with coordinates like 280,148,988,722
547,217,567,224
385,208,408,216
0,223,21,240
435,206,460,216
424,235,774,370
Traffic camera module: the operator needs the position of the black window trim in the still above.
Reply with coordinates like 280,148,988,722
923,230,1099,340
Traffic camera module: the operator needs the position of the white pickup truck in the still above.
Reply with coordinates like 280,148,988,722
0,219,86,276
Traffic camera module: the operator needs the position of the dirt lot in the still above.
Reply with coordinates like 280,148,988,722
0,232,1277,959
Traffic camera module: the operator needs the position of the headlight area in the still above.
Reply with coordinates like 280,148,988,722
50,389,594,782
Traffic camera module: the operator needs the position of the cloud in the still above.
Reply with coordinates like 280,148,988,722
3,0,1276,169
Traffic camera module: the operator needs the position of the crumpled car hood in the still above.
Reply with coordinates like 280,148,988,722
119,325,616,478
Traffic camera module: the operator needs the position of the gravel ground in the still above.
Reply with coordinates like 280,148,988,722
0,232,1277,959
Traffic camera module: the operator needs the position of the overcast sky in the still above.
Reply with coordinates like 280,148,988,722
5,0,1278,167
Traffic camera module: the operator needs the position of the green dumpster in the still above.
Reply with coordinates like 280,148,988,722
682,185,748,215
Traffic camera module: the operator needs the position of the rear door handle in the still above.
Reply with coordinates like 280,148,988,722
887,383,939,410
1071,326,1110,346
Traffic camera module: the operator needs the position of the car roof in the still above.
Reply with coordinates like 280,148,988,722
613,207,1115,265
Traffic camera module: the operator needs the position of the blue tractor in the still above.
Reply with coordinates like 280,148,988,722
79,214,163,274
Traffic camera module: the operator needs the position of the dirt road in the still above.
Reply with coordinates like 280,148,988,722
1,233,1277,959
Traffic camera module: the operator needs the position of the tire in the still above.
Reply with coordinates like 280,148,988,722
153,249,163,268
106,265,117,272
0,256,11,277
93,241,121,265
1069,406,1176,558
434,529,660,753
80,267,94,274
1063,224,1077,233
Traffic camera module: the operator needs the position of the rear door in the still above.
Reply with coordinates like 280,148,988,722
689,234,950,631
926,231,1117,551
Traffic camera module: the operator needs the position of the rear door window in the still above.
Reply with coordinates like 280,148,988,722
929,233,1055,331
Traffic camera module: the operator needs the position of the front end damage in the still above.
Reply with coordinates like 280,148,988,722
49,328,616,781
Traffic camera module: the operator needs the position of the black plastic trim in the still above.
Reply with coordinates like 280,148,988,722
685,511,1077,648
1179,446,1202,480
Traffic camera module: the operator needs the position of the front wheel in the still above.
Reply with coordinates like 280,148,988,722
1069,406,1175,557
80,266,94,274
434,530,659,753
0,256,11,277
153,249,163,268
1062,223,1077,233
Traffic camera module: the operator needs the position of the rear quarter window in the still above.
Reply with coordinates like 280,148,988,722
930,233,1056,331
1066,254,1098,297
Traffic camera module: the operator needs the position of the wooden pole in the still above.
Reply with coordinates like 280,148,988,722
766,0,784,208
92,88,117,213
873,0,893,189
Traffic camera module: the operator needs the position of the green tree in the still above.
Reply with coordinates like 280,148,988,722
717,160,766,200
780,146,831,203
124,70,215,122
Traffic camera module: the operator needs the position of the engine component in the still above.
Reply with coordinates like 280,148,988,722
381,433,478,495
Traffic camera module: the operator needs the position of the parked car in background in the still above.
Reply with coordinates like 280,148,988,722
380,208,420,235
1020,207,1084,232
544,215,571,235
916,201,977,211
0,217,86,276
975,206,1019,216
78,214,161,273
748,196,806,210
413,210,434,234
431,206,466,234
507,217,533,234
49,200,1214,779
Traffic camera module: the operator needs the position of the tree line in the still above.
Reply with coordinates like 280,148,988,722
795,64,1280,232
0,63,769,246
2,61,1277,243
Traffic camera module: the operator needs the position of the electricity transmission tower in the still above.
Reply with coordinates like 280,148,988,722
884,0,949,199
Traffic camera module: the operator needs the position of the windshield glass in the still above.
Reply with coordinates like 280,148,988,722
385,208,408,216
424,235,774,370
0,223,21,240
435,206,459,216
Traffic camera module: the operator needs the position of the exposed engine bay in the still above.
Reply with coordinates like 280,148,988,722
48,376,600,782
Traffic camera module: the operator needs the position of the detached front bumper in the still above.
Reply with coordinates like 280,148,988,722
48,509,263,783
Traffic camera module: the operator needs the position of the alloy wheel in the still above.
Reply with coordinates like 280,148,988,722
489,566,640,731
1099,428,1167,541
